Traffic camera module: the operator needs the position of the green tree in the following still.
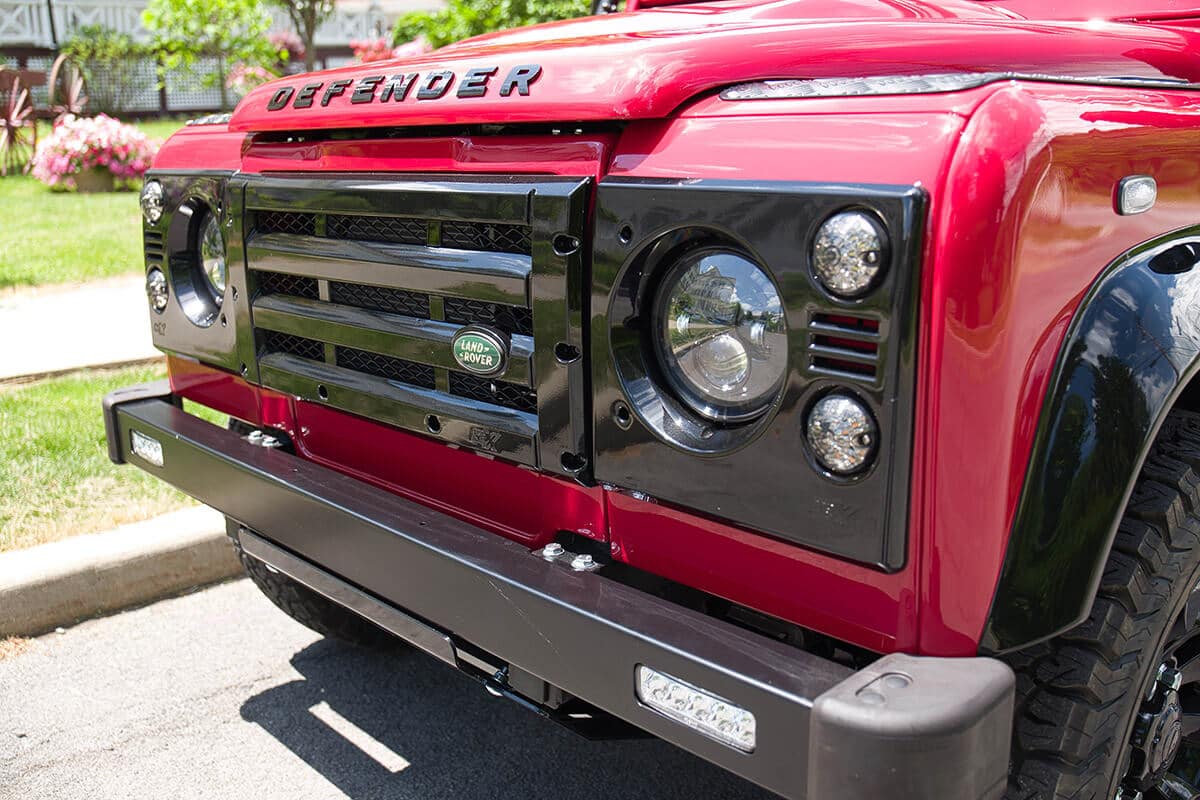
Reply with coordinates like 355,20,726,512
265,0,333,72
143,0,280,110
392,0,589,49
61,25,148,115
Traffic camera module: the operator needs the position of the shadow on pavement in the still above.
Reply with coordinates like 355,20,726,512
241,638,776,800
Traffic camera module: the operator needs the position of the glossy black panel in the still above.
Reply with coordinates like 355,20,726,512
145,170,248,377
591,179,924,568
983,230,1200,654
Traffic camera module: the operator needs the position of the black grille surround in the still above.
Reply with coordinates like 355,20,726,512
241,173,592,475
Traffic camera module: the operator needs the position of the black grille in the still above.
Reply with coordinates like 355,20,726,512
328,214,427,246
257,210,316,236
442,221,531,255
264,331,324,362
331,281,430,319
449,372,537,414
336,347,436,389
444,298,533,337
144,231,165,263
256,271,319,300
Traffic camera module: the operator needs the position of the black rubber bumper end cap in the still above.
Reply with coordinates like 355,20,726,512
808,653,1015,800
101,379,177,465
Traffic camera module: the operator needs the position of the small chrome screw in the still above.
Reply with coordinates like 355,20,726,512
570,554,595,571
542,543,564,560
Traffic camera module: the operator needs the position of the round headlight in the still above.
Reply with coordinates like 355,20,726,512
146,267,168,314
806,393,877,475
812,210,888,298
140,180,164,224
653,248,787,423
199,211,226,302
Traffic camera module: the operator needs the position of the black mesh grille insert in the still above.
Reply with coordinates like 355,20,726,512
444,298,533,337
336,347,436,390
328,214,427,246
441,221,531,255
256,271,319,300
257,210,316,236
263,331,324,362
449,372,537,414
330,281,430,319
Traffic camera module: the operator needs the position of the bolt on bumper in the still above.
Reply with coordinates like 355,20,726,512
104,382,1015,800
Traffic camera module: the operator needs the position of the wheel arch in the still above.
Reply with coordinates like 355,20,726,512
981,227,1200,654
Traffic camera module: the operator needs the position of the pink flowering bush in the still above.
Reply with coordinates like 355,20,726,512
226,63,276,96
269,30,304,64
350,36,432,63
31,114,158,191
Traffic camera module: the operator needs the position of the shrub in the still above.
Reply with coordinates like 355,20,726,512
350,36,433,63
60,25,149,115
226,63,277,96
268,30,304,65
392,0,589,49
31,115,158,191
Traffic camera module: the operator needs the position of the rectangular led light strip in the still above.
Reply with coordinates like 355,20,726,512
635,665,757,753
130,430,164,467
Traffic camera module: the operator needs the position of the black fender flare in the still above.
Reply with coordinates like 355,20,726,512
981,228,1200,654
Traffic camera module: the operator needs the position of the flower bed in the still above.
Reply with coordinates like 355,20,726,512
31,114,158,192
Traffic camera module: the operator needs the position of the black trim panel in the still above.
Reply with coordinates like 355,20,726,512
983,231,1200,653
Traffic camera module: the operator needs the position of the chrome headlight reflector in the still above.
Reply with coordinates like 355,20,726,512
807,393,878,475
812,210,888,298
199,211,227,302
140,179,164,224
653,249,787,423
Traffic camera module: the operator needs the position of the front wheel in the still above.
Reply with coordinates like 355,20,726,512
1006,409,1200,800
233,529,395,649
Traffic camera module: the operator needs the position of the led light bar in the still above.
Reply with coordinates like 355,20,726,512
130,430,164,467
635,665,757,752
720,72,1005,101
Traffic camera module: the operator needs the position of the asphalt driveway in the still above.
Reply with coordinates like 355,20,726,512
0,578,774,800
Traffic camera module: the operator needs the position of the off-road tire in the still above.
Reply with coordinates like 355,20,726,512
1004,408,1200,799
235,539,395,649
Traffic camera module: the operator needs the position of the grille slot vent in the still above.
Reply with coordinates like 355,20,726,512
143,231,165,263
442,221,531,255
256,271,319,300
444,298,533,337
330,281,430,319
257,210,316,237
264,331,324,362
328,214,426,246
449,372,537,414
336,347,436,390
808,313,881,381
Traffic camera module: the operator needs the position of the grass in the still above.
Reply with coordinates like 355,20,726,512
0,364,227,552
0,117,188,291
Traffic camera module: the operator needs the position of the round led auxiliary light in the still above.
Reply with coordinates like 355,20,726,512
653,248,788,423
812,210,889,298
140,179,164,224
806,393,878,475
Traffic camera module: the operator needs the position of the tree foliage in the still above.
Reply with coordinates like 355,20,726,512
392,0,590,50
264,0,333,72
61,25,148,115
142,0,280,109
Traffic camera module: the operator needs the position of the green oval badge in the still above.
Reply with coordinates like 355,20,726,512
452,329,507,376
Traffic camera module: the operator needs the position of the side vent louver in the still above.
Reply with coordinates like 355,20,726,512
807,312,881,383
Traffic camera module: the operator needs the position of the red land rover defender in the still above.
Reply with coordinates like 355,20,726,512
103,1,1200,797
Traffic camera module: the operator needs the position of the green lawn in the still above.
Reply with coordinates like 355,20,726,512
0,117,188,291
0,364,227,552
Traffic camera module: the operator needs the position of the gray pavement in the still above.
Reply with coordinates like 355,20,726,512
0,276,160,381
0,578,774,800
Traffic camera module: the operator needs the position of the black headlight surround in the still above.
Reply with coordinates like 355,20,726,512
168,200,224,328
144,170,249,376
591,178,925,570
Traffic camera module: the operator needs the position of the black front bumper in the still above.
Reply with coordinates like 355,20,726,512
105,382,1014,800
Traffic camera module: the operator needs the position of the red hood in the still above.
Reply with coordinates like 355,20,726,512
229,0,1200,133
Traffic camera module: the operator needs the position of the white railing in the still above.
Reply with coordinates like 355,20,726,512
1,0,389,49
